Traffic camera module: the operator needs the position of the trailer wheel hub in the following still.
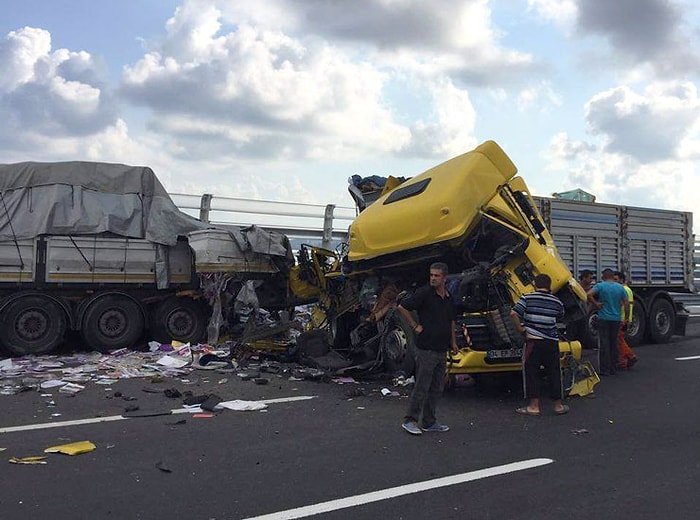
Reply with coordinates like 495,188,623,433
166,310,194,336
16,309,48,340
99,309,127,338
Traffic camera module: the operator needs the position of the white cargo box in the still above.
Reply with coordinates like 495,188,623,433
188,229,279,274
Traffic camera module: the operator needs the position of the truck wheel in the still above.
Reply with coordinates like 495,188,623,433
625,304,645,347
82,295,144,353
381,312,416,375
152,297,208,344
648,298,674,344
0,295,67,356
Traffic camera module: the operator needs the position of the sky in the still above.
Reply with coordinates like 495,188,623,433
1,0,699,230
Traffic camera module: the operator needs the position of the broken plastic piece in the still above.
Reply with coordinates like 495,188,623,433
122,409,172,418
9,456,48,464
183,394,209,406
200,394,222,411
163,388,182,398
155,461,172,473
44,441,96,456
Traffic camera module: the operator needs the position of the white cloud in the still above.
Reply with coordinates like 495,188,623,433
401,78,477,157
121,6,416,162
0,26,118,149
544,80,700,221
527,0,578,32
585,81,700,162
517,81,563,112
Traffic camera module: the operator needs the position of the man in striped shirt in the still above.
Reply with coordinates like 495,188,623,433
510,273,568,416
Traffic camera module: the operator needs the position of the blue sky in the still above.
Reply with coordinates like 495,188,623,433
1,0,699,227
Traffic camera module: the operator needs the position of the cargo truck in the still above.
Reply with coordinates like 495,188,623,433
0,161,294,356
535,196,693,346
292,141,588,377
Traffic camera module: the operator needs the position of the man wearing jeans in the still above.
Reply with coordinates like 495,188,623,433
398,262,458,435
588,269,630,376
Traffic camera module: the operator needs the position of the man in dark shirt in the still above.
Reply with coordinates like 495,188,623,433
398,262,458,435
510,273,568,416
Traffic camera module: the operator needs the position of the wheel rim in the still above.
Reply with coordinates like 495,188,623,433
16,308,49,341
628,314,640,336
166,309,195,337
654,310,671,336
383,328,408,362
98,309,128,338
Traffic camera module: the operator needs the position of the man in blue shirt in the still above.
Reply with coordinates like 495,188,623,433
511,273,567,416
588,269,630,376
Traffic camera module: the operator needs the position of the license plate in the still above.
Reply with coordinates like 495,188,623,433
487,348,522,359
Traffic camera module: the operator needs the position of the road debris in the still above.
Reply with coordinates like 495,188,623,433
44,441,96,455
9,456,47,465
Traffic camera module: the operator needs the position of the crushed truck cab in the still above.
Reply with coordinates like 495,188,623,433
303,141,587,376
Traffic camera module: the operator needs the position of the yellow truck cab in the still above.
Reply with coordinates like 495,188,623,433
303,141,587,376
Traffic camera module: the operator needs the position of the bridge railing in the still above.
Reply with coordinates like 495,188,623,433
170,192,356,251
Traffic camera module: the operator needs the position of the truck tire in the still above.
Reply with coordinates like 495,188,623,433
0,295,67,356
152,297,208,344
625,304,645,347
647,298,675,344
82,295,144,353
381,311,416,376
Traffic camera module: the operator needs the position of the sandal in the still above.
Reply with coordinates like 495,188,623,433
516,407,541,416
554,404,570,415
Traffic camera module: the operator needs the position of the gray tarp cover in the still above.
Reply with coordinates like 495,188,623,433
0,161,209,245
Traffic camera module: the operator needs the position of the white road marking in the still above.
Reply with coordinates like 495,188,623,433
0,395,316,434
242,458,554,520
675,355,700,361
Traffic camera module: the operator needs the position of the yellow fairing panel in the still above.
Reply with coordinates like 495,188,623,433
446,340,582,375
347,141,517,261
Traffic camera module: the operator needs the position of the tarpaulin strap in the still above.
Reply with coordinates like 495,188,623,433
0,192,24,270
69,236,93,271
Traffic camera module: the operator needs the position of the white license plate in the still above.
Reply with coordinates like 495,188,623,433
487,348,522,359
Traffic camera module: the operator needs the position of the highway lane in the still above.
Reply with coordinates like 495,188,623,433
1,330,699,520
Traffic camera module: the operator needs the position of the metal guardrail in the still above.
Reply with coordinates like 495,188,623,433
169,192,356,251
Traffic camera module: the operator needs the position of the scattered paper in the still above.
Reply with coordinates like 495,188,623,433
0,358,15,371
332,377,358,384
156,355,189,369
59,383,85,394
193,413,214,418
40,380,67,389
45,441,96,455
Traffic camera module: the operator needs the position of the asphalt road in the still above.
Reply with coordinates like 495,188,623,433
2,326,700,520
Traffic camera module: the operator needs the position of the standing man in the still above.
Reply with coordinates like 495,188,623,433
614,272,638,369
588,269,630,376
510,274,568,416
398,262,458,435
